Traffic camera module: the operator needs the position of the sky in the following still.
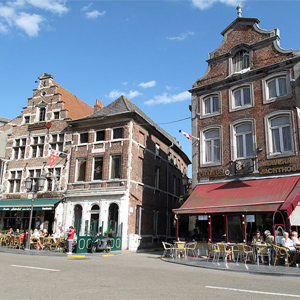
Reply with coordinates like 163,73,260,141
1,0,300,177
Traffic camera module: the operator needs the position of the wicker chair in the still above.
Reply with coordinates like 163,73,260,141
162,242,174,258
273,245,290,267
236,244,254,264
186,242,197,257
217,243,232,262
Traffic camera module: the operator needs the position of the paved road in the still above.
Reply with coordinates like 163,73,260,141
1,251,299,300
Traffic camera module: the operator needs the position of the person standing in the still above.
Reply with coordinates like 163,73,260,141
67,226,75,254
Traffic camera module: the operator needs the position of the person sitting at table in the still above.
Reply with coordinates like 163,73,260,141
264,230,274,246
281,232,298,266
32,229,43,250
7,228,14,235
252,231,264,244
14,229,20,236
291,231,300,246
40,229,49,238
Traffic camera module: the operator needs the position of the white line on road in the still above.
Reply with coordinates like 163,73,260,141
206,286,300,298
11,265,60,272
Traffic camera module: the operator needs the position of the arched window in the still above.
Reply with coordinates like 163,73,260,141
108,203,119,233
204,129,220,163
235,123,254,159
90,204,100,234
270,116,292,153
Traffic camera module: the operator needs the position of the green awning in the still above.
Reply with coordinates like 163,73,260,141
0,199,62,211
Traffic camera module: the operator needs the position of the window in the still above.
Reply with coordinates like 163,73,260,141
28,169,42,191
79,132,89,144
113,128,123,139
31,136,45,158
77,158,87,181
24,116,30,124
155,143,160,156
263,73,291,103
234,123,254,159
204,129,221,163
8,170,22,193
153,210,159,236
13,138,26,160
111,155,121,179
39,107,46,121
155,166,160,189
53,111,60,120
46,168,61,191
139,132,145,147
50,133,64,152
95,130,105,142
232,50,249,73
204,95,219,115
173,176,176,195
270,116,293,154
93,157,103,180
135,205,142,235
230,85,252,111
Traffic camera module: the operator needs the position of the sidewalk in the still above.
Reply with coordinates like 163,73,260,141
162,256,300,277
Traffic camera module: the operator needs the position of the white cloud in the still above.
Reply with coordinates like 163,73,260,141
191,0,241,10
106,89,142,99
138,80,156,89
145,91,190,105
85,10,106,19
121,82,128,86
27,0,69,15
14,12,43,37
81,3,93,11
0,0,68,37
167,31,194,41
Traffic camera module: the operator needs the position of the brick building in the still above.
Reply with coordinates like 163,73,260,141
0,73,94,233
174,9,300,245
66,96,190,249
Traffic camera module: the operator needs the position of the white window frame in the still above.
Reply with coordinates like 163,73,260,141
50,133,64,152
110,154,122,179
230,119,256,161
155,143,160,156
262,72,292,104
23,114,31,124
199,92,221,119
200,127,222,166
78,132,89,145
52,110,61,120
112,127,123,140
264,111,296,159
46,167,61,191
95,130,106,143
27,169,44,192
8,170,22,193
13,137,27,160
30,135,45,158
229,83,254,112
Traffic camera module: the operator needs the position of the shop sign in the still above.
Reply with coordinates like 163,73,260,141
28,122,47,131
0,207,53,211
198,168,225,179
259,157,300,175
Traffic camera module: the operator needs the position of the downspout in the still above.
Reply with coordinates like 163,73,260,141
126,121,133,247
166,142,174,241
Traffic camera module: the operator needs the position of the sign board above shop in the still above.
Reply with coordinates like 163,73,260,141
0,207,54,211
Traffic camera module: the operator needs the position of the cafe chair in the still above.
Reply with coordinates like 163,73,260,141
162,242,174,258
236,244,254,264
186,242,197,257
256,244,271,265
174,241,187,259
207,242,220,262
273,245,290,267
217,243,232,262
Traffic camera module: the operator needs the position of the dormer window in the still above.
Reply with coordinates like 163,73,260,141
233,50,249,73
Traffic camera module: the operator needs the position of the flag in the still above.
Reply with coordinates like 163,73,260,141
179,130,192,141
297,107,300,120
50,151,59,167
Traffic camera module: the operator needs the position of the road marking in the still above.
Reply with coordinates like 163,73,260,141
11,265,60,272
121,252,130,254
67,255,85,258
206,286,300,298
102,254,114,257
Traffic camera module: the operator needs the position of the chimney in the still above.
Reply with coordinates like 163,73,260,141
94,99,103,112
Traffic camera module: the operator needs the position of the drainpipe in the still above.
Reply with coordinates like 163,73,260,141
166,143,174,241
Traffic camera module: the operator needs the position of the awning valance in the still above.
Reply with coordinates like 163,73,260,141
0,199,62,211
173,176,300,215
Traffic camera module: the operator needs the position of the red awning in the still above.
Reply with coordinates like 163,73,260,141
173,176,300,215
280,178,300,216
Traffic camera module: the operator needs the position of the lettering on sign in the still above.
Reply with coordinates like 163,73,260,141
28,122,47,131
198,169,225,179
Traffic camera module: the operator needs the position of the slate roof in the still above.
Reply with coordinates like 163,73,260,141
0,117,11,123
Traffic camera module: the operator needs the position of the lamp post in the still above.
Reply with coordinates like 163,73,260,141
24,176,46,250
182,174,189,194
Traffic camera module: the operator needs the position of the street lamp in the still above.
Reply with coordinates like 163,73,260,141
24,176,46,250
182,174,189,194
